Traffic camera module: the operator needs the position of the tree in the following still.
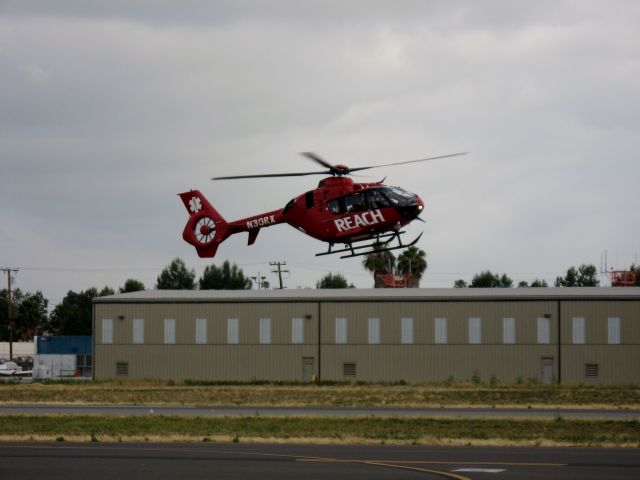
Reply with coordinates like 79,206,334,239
469,271,513,288
156,258,196,290
49,289,97,335
518,279,549,288
362,248,396,288
199,261,252,290
119,278,146,293
555,264,599,287
316,272,354,289
397,246,428,288
1,288,50,341
98,286,115,297
14,291,49,340
453,279,468,288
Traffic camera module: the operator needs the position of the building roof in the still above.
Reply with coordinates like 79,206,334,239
94,287,640,304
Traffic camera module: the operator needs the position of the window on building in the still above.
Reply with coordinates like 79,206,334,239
468,317,481,344
164,318,176,344
195,318,207,344
292,318,304,344
537,317,550,344
101,319,113,344
335,317,347,344
435,318,447,344
260,318,271,344
227,318,239,344
572,317,585,344
132,318,144,344
401,317,414,344
76,355,92,377
503,317,515,344
368,318,380,344
608,317,621,344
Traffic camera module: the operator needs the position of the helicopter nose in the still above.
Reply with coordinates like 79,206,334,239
398,196,424,219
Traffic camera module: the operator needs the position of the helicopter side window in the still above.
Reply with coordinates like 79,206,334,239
344,194,365,213
305,191,315,209
327,199,341,214
365,189,391,209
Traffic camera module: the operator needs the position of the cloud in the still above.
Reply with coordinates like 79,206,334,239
1,1,639,303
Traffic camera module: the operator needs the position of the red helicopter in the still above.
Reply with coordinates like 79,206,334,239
179,152,466,259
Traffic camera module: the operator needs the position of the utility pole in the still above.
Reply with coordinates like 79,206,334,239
1,268,19,361
270,261,289,290
251,273,267,290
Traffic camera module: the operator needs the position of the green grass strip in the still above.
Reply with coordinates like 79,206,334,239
1,415,639,447
1,382,638,407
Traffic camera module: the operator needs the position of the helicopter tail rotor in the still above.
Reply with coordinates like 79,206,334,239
178,190,231,257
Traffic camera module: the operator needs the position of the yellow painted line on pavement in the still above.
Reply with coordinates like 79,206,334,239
295,457,472,479
359,460,472,480
298,458,565,467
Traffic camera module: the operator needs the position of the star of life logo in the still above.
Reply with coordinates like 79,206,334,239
189,196,202,213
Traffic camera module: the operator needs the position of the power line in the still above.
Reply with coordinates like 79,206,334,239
19,266,161,272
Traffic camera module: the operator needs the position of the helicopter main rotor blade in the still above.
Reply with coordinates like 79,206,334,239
212,151,468,180
212,171,330,180
347,152,468,173
300,152,335,170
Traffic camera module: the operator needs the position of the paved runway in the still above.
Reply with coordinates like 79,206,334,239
1,404,639,420
1,442,639,479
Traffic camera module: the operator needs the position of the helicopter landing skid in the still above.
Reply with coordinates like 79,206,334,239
316,231,423,259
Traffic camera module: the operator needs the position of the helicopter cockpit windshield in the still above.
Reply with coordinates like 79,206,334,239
327,187,418,215
379,186,417,207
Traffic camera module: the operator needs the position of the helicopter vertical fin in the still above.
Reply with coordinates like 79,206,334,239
247,228,260,245
178,190,232,257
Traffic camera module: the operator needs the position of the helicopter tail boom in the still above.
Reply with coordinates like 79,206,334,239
179,190,232,257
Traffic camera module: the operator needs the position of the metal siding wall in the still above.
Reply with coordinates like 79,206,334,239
321,345,559,382
561,346,640,384
319,301,559,382
95,302,320,381
320,301,557,345
561,300,640,384
94,297,638,384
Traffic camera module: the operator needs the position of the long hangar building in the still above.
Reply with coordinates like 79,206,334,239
93,288,640,384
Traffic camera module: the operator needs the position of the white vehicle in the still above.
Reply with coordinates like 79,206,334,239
0,361,32,377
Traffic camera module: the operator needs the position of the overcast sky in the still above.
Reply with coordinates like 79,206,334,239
1,0,639,306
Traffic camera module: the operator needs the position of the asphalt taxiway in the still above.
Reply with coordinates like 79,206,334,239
1,442,639,480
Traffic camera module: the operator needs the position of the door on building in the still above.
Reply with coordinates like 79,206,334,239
541,357,554,384
302,357,315,382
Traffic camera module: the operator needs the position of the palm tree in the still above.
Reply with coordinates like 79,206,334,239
397,246,427,288
362,247,396,288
